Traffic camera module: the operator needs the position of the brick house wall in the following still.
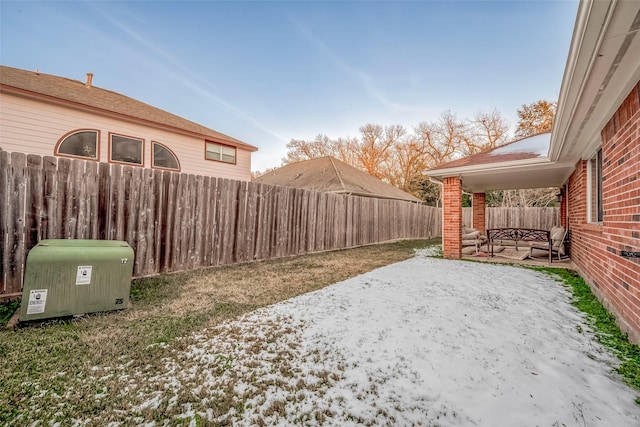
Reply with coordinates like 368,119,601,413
560,189,567,229
567,81,640,343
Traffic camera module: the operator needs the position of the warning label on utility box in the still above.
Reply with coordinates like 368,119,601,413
27,289,48,315
76,266,93,285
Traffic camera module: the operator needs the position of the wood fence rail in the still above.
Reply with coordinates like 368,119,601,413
463,207,560,231
0,152,441,297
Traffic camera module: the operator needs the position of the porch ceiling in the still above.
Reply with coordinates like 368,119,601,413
424,133,575,193
426,159,575,193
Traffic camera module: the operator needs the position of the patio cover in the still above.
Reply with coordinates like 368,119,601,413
424,0,640,193
423,132,575,193
254,156,421,202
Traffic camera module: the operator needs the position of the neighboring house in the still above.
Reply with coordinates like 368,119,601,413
0,65,258,181
425,0,640,342
254,156,422,203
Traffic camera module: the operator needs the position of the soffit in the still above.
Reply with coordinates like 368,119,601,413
551,0,640,162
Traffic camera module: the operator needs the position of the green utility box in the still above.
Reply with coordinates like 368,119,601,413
20,239,134,322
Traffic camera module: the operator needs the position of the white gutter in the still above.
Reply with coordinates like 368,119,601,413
424,156,554,179
550,0,618,161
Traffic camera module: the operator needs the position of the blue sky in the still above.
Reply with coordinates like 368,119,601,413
1,0,578,171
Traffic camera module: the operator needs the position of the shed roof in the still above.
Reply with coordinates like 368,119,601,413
0,65,258,151
254,156,422,202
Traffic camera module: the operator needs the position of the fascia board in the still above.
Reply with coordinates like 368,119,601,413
1,84,260,152
423,157,552,178
551,0,613,162
552,1,640,163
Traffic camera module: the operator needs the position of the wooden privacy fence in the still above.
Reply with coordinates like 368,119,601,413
0,152,441,297
463,206,560,231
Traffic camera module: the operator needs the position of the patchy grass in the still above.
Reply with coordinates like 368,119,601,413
0,238,438,425
535,267,640,403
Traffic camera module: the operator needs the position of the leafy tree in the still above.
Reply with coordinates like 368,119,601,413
515,100,556,137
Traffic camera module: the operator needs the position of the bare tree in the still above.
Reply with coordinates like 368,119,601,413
414,121,450,166
434,111,470,159
493,100,559,207
387,138,428,192
277,109,514,203
332,136,360,165
283,134,334,164
471,110,510,152
251,167,278,180
356,124,402,178
496,188,558,207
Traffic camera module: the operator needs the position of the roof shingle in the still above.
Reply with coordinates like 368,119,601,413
254,156,421,202
0,65,257,151
427,132,551,171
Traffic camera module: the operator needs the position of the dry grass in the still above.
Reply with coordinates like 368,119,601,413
151,241,434,315
0,238,438,425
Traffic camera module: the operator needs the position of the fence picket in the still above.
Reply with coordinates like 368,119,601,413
26,155,43,251
7,153,27,295
1,152,564,296
0,151,8,293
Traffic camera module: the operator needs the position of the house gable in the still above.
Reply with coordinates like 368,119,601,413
0,66,257,181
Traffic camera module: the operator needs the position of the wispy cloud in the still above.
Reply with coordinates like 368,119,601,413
288,14,425,114
88,3,289,143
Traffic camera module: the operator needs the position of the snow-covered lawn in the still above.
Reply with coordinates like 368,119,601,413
109,253,639,426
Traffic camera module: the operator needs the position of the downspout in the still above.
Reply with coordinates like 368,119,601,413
428,177,443,208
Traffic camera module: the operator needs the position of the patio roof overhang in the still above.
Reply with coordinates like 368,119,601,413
424,0,640,194
423,133,575,193
424,158,575,194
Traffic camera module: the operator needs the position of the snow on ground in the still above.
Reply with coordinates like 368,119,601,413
117,253,639,426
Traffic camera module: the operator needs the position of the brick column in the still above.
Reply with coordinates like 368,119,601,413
443,176,462,259
472,192,486,233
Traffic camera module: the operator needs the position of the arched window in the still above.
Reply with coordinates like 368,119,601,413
152,141,180,171
55,129,99,160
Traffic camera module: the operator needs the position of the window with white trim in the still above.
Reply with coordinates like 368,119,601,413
110,134,143,166
56,130,98,160
587,148,603,223
152,141,180,171
205,142,236,164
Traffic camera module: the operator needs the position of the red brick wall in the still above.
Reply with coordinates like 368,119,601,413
560,187,567,228
443,177,462,259
568,81,640,343
472,193,486,233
